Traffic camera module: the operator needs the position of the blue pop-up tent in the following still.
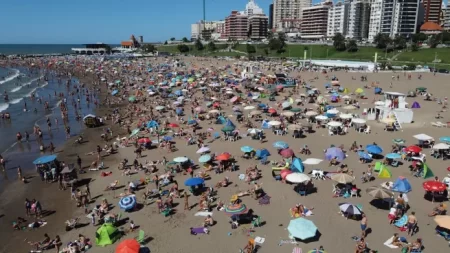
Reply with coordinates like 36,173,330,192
392,177,412,193
225,119,236,128
147,120,159,128
290,157,304,173
256,149,270,158
261,120,270,129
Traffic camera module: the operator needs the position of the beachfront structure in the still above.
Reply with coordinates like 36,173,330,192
244,0,264,16
302,2,332,40
300,59,376,71
443,6,450,30
368,0,421,42
191,20,224,40
224,11,249,40
269,3,274,29
420,21,443,34
71,43,109,55
248,14,269,40
366,91,414,127
327,2,349,39
422,0,443,23
273,0,312,32
346,0,371,40
121,35,140,49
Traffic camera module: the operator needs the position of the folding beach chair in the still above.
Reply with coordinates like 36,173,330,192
136,229,145,244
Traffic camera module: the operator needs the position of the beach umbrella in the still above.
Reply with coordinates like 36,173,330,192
247,128,262,135
250,110,262,116
423,181,447,192
184,177,204,187
287,218,318,240
216,153,231,161
366,186,394,199
196,146,210,154
343,105,357,110
268,108,277,114
303,158,323,165
339,203,362,215
221,125,235,132
327,108,339,114
330,173,354,184
268,120,281,126
305,111,318,116
116,239,140,253
173,157,189,163
167,123,179,128
307,250,327,253
325,147,345,161
366,144,383,155
357,151,372,160
33,155,57,165
282,111,295,117
286,173,310,183
434,215,450,230
198,155,211,163
433,143,450,150
273,141,289,149
355,88,364,94
352,118,366,124
282,101,291,108
224,203,248,216
386,153,402,159
288,124,301,130
405,145,422,153
290,108,302,112
155,106,165,111
416,87,427,92
187,119,197,125
128,96,136,102
280,148,294,158
327,121,342,127
393,139,406,145
339,113,353,119
240,146,254,153
208,109,219,114
315,115,329,121
255,148,270,158
129,128,140,137
244,106,255,110
439,136,450,143
162,136,173,141
111,90,119,96
137,137,151,144
119,195,137,211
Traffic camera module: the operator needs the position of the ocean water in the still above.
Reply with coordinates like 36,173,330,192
0,44,120,55
0,66,96,180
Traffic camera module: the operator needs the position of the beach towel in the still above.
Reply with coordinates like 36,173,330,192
384,236,399,248
190,227,209,235
254,236,265,244
394,214,408,228
258,195,271,205
292,247,302,253
194,211,213,217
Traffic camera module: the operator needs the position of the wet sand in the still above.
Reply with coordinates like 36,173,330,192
1,57,450,253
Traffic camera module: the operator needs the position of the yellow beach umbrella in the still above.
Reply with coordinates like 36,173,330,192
355,88,364,94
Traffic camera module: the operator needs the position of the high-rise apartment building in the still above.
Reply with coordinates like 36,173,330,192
423,0,443,23
443,6,450,30
302,1,332,39
248,14,269,39
368,0,383,42
347,0,371,40
273,0,312,31
269,4,274,29
245,0,264,16
224,11,249,40
327,2,349,38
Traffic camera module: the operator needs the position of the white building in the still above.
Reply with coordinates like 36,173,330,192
190,21,223,40
327,2,349,38
244,0,264,16
368,0,383,42
346,0,371,40
443,6,450,30
273,0,312,32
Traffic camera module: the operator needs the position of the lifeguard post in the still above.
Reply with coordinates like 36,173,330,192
366,91,413,129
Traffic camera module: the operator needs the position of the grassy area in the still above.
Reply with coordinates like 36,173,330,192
395,48,450,64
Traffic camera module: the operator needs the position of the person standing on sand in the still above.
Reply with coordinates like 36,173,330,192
184,192,190,210
85,183,91,200
360,213,367,238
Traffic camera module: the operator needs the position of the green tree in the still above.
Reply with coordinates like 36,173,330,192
267,31,274,40
268,38,282,51
429,34,441,48
412,33,427,43
182,37,189,43
411,43,419,52
393,35,407,49
103,44,112,54
277,32,286,48
177,44,190,53
263,48,269,55
332,33,346,51
141,44,156,53
374,33,392,49
246,44,256,54
442,31,450,43
164,41,168,45
207,41,217,51
346,40,358,52
195,39,204,50
170,37,176,41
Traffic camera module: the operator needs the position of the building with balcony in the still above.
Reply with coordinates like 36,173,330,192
245,0,264,16
224,11,249,40
444,6,450,30
273,0,312,32
302,2,332,39
368,0,383,42
346,0,371,40
423,0,443,23
191,21,223,40
327,2,349,38
248,14,269,40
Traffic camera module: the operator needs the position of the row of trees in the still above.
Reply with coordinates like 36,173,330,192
331,33,358,52
176,40,219,53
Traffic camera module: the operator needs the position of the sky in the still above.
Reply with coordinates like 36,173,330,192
0,0,277,44
2,0,447,44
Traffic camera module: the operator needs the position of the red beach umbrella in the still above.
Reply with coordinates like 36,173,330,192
423,181,447,192
137,137,151,144
216,153,231,161
168,123,180,128
268,108,277,114
116,239,140,253
405,145,422,153
280,148,294,158
280,169,292,179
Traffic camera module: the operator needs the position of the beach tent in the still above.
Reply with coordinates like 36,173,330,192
373,161,382,172
374,87,382,94
342,88,349,94
290,157,304,173
216,116,226,124
146,120,159,128
422,163,434,179
255,148,270,158
225,119,236,128
261,120,271,129
392,177,412,193
411,101,421,109
377,165,392,179
96,223,121,246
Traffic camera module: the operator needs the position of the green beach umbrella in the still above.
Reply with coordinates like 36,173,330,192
290,108,302,112
130,128,140,137
115,80,121,84
416,87,426,92
128,96,136,102
221,126,235,132
393,138,406,145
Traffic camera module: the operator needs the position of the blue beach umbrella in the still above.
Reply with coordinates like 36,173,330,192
386,153,402,159
33,155,57,165
184,177,205,187
162,136,173,141
287,218,318,240
255,149,270,158
440,136,450,143
111,90,118,96
273,141,289,149
119,195,137,211
174,90,183,96
241,146,254,153
357,151,372,160
366,144,383,154
187,119,197,125
199,155,211,163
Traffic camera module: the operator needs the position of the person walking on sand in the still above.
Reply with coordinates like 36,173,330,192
184,192,190,210
360,213,368,238
85,183,91,200
77,155,82,171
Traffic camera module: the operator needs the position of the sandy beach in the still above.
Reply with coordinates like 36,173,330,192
1,56,450,253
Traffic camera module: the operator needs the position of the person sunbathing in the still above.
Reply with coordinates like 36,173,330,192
428,203,447,216
329,157,339,166
391,233,403,247
407,238,422,253
203,215,214,227
29,233,52,250
105,180,119,191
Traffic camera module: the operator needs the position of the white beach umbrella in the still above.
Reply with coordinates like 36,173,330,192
268,120,281,126
327,121,343,127
342,95,351,99
339,113,353,119
286,173,311,183
173,157,189,163
302,158,323,165
315,115,329,121
208,109,220,114
433,143,450,150
244,106,255,110
247,128,262,135
327,108,339,114
305,111,318,116
374,101,385,106
413,134,434,141
282,111,295,117
352,118,366,124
